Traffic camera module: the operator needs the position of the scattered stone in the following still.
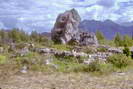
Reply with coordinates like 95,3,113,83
45,59,58,69
39,48,51,53
108,47,123,53
130,47,133,52
83,58,95,64
18,47,29,57
8,43,16,51
20,65,28,74
54,50,88,58
117,72,126,76
83,52,113,64
45,59,53,65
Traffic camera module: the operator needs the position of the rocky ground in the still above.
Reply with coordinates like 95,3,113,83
0,67,133,89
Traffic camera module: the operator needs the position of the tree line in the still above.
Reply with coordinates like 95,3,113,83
0,28,50,45
96,30,133,47
0,28,132,47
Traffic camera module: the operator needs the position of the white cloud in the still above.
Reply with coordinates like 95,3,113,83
0,22,5,29
0,0,132,32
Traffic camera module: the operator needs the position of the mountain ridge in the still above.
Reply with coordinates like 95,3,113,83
79,20,133,39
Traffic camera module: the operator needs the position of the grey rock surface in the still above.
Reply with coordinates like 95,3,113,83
51,9,98,46
51,9,81,44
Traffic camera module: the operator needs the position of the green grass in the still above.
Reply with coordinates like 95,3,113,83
54,59,89,73
0,54,7,64
52,44,72,51
97,47,108,52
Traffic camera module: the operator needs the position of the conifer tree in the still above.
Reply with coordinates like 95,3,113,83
114,33,122,47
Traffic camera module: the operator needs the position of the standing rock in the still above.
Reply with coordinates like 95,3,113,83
51,9,81,44
51,9,98,46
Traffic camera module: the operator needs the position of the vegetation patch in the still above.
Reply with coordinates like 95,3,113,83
0,55,7,64
97,47,108,52
107,54,131,68
52,44,72,51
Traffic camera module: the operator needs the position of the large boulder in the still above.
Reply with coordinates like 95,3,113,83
51,9,98,46
51,9,81,44
79,32,98,46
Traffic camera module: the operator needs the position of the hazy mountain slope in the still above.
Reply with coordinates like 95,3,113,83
79,20,133,39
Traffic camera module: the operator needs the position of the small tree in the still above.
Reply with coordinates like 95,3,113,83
96,30,105,41
114,33,123,47
8,28,21,42
96,30,105,44
123,35,133,47
30,31,40,42
107,54,131,68
0,29,10,43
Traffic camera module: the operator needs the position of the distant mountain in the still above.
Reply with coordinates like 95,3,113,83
120,21,133,27
79,20,133,39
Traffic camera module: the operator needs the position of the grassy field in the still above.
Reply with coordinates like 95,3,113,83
0,65,133,89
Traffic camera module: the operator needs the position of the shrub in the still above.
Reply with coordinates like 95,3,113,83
68,39,78,46
123,47,131,57
99,63,116,74
67,64,90,73
88,60,101,72
70,61,102,73
54,60,90,73
96,30,105,42
55,55,77,63
15,52,43,66
114,33,123,47
123,35,133,47
107,54,131,68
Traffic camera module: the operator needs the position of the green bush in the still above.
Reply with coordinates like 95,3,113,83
68,39,78,46
70,61,103,73
67,64,90,73
54,60,90,73
114,33,123,47
123,47,131,57
54,59,102,73
88,60,101,72
99,63,117,74
0,55,6,64
15,52,44,66
107,54,131,68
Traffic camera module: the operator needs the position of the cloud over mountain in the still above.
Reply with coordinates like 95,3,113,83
0,0,132,32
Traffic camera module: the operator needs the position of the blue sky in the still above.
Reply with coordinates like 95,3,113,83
0,0,133,32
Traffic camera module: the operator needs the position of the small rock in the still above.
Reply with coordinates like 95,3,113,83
20,66,28,74
0,47,4,53
117,72,126,76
